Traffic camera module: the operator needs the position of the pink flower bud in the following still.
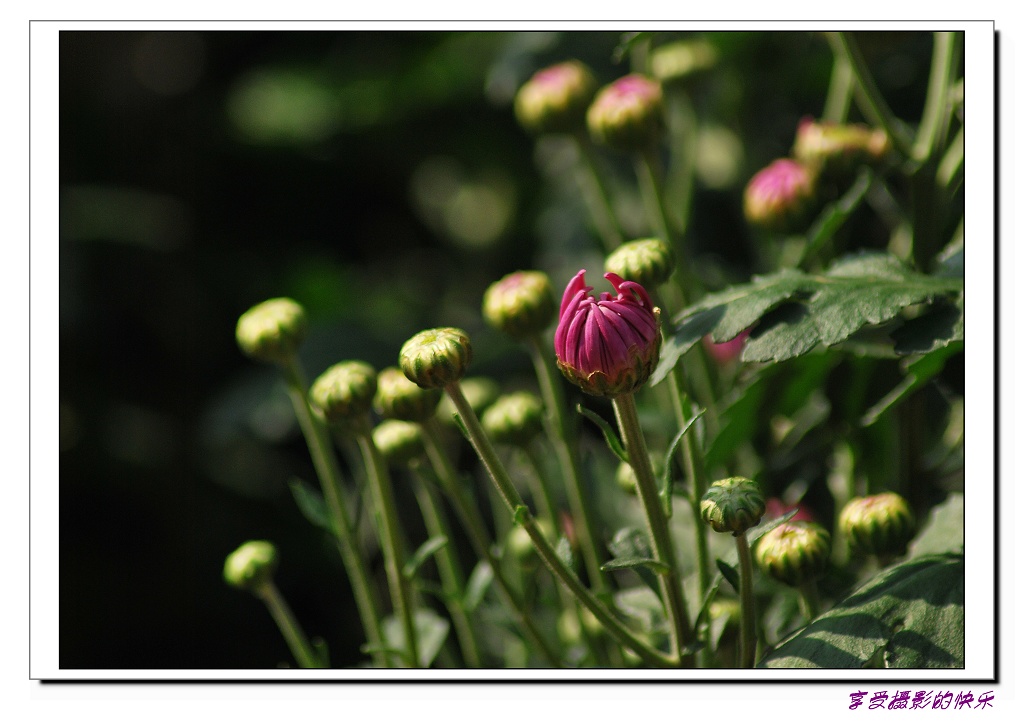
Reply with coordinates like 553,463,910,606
764,497,816,524
743,158,817,233
702,329,751,365
553,269,661,398
586,74,665,152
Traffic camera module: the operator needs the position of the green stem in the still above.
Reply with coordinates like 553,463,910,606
611,392,693,663
822,51,854,123
664,91,698,238
526,336,608,595
797,580,821,622
280,356,388,668
913,32,959,164
635,150,676,259
829,32,914,160
573,133,625,252
445,381,679,668
522,445,558,526
420,420,563,667
409,466,483,668
735,532,757,668
257,580,322,669
354,426,421,668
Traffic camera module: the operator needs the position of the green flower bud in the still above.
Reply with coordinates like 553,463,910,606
839,492,916,558
373,419,426,466
743,158,818,233
615,451,665,495
437,376,500,427
235,298,307,365
514,60,598,136
223,540,278,592
399,327,473,390
308,361,377,424
587,74,665,153
374,366,441,423
700,476,766,536
755,521,832,586
482,270,556,339
793,117,892,179
604,238,676,289
481,391,545,447
507,518,554,564
650,38,718,86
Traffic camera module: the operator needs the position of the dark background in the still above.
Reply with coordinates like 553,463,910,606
58,30,938,669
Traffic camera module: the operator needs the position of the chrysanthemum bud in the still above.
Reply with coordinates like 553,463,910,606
650,38,718,86
793,117,891,178
482,270,556,339
223,540,278,592
604,238,675,289
399,327,473,390
514,60,598,136
308,361,377,424
587,74,665,153
481,392,545,447
235,298,307,365
437,376,499,426
373,419,426,466
374,366,441,423
755,521,831,586
700,477,766,536
554,270,662,398
838,492,916,558
743,158,817,233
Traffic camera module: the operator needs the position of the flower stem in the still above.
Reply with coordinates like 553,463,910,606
822,52,854,123
797,580,822,622
280,356,388,668
526,335,608,596
354,425,421,668
611,392,694,664
445,381,679,668
256,580,322,669
912,32,960,164
409,465,483,668
420,420,563,667
734,532,758,668
572,132,625,252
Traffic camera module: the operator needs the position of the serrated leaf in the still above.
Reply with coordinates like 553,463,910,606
402,536,449,579
759,553,964,668
382,608,451,668
288,478,333,535
606,527,661,595
463,560,494,612
576,404,629,463
658,252,963,369
892,294,964,354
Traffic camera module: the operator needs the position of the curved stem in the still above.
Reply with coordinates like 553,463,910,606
797,580,822,622
735,532,757,668
280,356,388,667
611,392,693,663
355,426,420,668
257,580,321,669
526,336,608,596
445,381,680,668
913,32,959,164
822,52,854,123
420,420,563,667
409,465,483,668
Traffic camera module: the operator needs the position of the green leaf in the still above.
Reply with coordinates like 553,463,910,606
861,341,963,426
613,586,666,632
555,534,577,574
657,252,963,371
759,553,964,668
382,608,451,668
891,294,964,354
908,493,964,558
402,535,449,579
605,527,661,595
576,404,629,463
715,558,740,594
799,168,873,266
661,407,706,516
288,478,333,535
463,560,494,612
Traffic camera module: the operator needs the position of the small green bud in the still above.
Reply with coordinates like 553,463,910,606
650,38,718,86
793,117,891,179
507,518,554,564
587,74,665,153
223,540,278,592
235,298,307,365
482,270,556,339
755,521,832,586
700,476,766,535
373,419,426,466
374,366,441,423
514,60,598,136
481,392,545,447
743,158,818,233
839,492,916,558
399,327,473,390
604,238,676,289
308,361,377,424
615,451,665,495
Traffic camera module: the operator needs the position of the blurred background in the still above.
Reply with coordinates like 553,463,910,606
58,30,945,669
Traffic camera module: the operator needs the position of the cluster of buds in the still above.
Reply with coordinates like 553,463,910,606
755,521,832,586
554,270,662,398
793,117,891,179
839,492,916,558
